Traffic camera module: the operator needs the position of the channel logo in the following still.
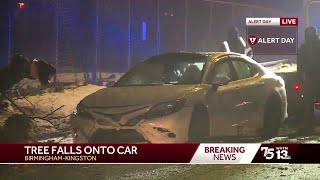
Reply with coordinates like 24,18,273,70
260,146,291,160
248,36,257,45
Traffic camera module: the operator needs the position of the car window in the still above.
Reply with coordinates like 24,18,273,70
207,61,234,83
249,63,259,76
231,60,257,80
114,58,206,87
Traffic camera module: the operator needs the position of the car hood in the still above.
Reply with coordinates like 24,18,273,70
79,85,198,108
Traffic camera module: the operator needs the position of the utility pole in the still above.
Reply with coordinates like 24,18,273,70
304,0,311,28
127,0,131,70
303,0,320,28
184,0,188,51
157,0,160,54
8,3,12,62
208,2,213,50
93,0,99,84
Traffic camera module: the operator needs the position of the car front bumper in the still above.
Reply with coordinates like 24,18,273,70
70,106,193,143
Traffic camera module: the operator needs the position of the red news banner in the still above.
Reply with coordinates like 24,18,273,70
0,144,320,164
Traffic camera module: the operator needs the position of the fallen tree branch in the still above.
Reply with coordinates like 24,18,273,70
2,92,67,129
33,117,56,128
1,93,29,117
32,105,65,120
57,135,69,143
23,96,35,108
46,114,71,121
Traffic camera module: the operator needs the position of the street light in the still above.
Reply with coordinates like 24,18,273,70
17,2,25,9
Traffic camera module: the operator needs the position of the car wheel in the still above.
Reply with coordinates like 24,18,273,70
263,96,282,138
188,105,210,143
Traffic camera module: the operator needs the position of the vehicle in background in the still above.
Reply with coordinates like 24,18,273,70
70,52,287,143
276,71,320,125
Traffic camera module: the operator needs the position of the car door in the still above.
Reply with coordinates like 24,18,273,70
206,58,243,136
229,58,264,133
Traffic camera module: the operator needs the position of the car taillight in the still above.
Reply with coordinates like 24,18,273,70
294,84,300,91
315,102,320,107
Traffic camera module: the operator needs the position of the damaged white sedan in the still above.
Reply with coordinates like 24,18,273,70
70,52,288,143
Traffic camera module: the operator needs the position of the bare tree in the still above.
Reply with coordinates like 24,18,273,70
1,88,73,143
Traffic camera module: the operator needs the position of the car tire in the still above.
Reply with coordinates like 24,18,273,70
188,105,210,143
263,95,282,138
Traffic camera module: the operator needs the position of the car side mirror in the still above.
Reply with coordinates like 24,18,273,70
211,76,231,86
105,81,116,87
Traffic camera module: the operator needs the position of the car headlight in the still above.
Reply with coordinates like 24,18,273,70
75,103,93,119
71,104,94,136
146,99,186,119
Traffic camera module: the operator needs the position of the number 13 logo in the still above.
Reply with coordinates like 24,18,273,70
277,150,289,160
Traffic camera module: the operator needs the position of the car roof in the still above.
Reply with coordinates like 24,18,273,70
144,51,245,63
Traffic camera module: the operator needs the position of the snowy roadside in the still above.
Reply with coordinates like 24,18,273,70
0,72,124,142
28,84,104,141
228,164,320,180
1,84,104,141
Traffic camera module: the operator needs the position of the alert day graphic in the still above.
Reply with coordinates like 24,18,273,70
248,36,257,45
246,19,298,55
248,36,295,46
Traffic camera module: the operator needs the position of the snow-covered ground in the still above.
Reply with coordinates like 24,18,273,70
1,83,105,142
1,72,124,140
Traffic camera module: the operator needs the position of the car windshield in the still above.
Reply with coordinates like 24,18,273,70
114,57,206,87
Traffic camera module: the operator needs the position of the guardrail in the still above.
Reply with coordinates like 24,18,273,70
260,59,295,67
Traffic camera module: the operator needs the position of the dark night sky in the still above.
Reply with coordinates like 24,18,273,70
203,0,302,13
0,0,9,67
0,0,304,67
